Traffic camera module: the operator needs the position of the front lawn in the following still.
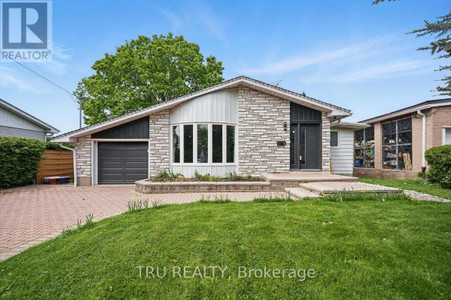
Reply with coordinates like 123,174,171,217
0,196,450,299
359,178,451,199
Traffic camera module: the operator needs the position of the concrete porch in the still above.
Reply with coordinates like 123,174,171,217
262,172,402,198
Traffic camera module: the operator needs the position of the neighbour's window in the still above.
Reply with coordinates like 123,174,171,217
197,124,208,163
382,118,412,170
330,131,338,147
354,126,375,168
173,126,180,163
227,125,235,163
184,125,193,163
213,125,223,163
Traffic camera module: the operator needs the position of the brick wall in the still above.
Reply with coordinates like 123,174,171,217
374,123,382,169
149,110,170,176
0,125,46,140
74,136,91,186
429,106,451,147
237,86,291,175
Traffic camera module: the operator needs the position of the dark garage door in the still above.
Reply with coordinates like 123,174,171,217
98,142,148,184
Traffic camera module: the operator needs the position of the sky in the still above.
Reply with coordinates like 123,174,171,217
0,0,450,133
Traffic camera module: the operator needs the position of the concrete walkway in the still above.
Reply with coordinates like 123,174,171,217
0,184,286,261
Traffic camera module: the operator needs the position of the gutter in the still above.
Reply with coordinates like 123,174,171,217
60,145,77,187
417,110,426,172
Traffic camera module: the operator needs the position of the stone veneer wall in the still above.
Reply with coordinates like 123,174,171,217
149,110,170,176
74,135,92,186
321,112,331,172
237,86,290,175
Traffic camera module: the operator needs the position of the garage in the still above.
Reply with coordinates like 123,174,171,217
98,142,148,184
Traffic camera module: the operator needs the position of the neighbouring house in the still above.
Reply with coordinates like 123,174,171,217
0,98,59,140
354,98,451,180
52,76,361,186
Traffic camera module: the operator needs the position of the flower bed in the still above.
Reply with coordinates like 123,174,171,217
147,171,264,182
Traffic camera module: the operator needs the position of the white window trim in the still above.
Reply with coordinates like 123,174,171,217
170,122,237,166
443,126,451,145
330,130,339,147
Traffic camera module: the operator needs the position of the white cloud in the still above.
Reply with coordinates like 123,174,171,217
40,43,73,75
327,60,435,83
0,66,48,94
160,9,182,32
160,4,229,47
241,36,397,75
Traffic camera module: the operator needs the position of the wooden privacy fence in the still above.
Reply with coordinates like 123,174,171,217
36,150,74,183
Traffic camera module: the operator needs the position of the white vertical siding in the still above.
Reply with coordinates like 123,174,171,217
170,88,238,124
330,129,354,175
0,106,45,131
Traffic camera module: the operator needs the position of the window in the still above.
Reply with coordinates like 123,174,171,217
382,118,412,170
197,124,208,163
354,126,374,168
184,125,193,163
172,124,236,165
213,125,223,163
330,131,338,147
173,126,180,163
227,125,235,163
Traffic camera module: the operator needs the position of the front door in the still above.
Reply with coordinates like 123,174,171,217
290,123,321,170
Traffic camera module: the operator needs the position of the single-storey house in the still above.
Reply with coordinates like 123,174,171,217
53,76,363,186
354,98,451,179
0,98,59,140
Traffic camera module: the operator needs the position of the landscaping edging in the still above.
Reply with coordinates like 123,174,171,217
135,179,285,193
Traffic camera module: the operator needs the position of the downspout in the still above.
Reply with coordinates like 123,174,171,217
60,145,77,187
417,110,426,172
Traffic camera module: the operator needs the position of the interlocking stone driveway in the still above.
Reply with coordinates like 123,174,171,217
0,184,286,261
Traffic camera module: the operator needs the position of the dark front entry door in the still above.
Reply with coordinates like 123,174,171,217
290,123,321,170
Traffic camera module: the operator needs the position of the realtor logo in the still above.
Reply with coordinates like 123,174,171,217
1,1,52,61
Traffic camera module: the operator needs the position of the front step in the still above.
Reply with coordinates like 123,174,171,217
298,181,402,195
285,187,321,199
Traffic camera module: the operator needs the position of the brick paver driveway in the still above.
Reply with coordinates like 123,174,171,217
0,184,285,261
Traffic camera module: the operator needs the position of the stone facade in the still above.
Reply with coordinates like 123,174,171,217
321,112,331,172
149,110,170,176
237,86,291,175
74,136,91,186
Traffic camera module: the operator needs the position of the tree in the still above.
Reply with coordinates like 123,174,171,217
410,12,451,96
372,0,396,4
75,34,224,125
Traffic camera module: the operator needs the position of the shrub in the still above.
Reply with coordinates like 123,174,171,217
424,145,451,188
46,142,73,151
153,171,183,181
0,137,47,189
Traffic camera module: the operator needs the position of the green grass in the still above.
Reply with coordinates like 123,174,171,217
359,178,451,199
1,195,450,299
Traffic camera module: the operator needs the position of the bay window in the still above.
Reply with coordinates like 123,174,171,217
173,126,180,163
227,126,235,163
172,124,236,164
197,124,208,163
184,125,193,163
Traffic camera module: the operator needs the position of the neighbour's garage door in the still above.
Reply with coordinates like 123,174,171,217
98,142,148,184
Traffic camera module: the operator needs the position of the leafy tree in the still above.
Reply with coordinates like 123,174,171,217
75,34,224,125
410,12,451,96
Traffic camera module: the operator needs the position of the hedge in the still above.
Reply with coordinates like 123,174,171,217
424,144,451,189
0,137,47,189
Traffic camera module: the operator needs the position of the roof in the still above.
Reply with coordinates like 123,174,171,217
331,121,368,130
360,98,451,124
53,76,351,142
0,98,59,134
